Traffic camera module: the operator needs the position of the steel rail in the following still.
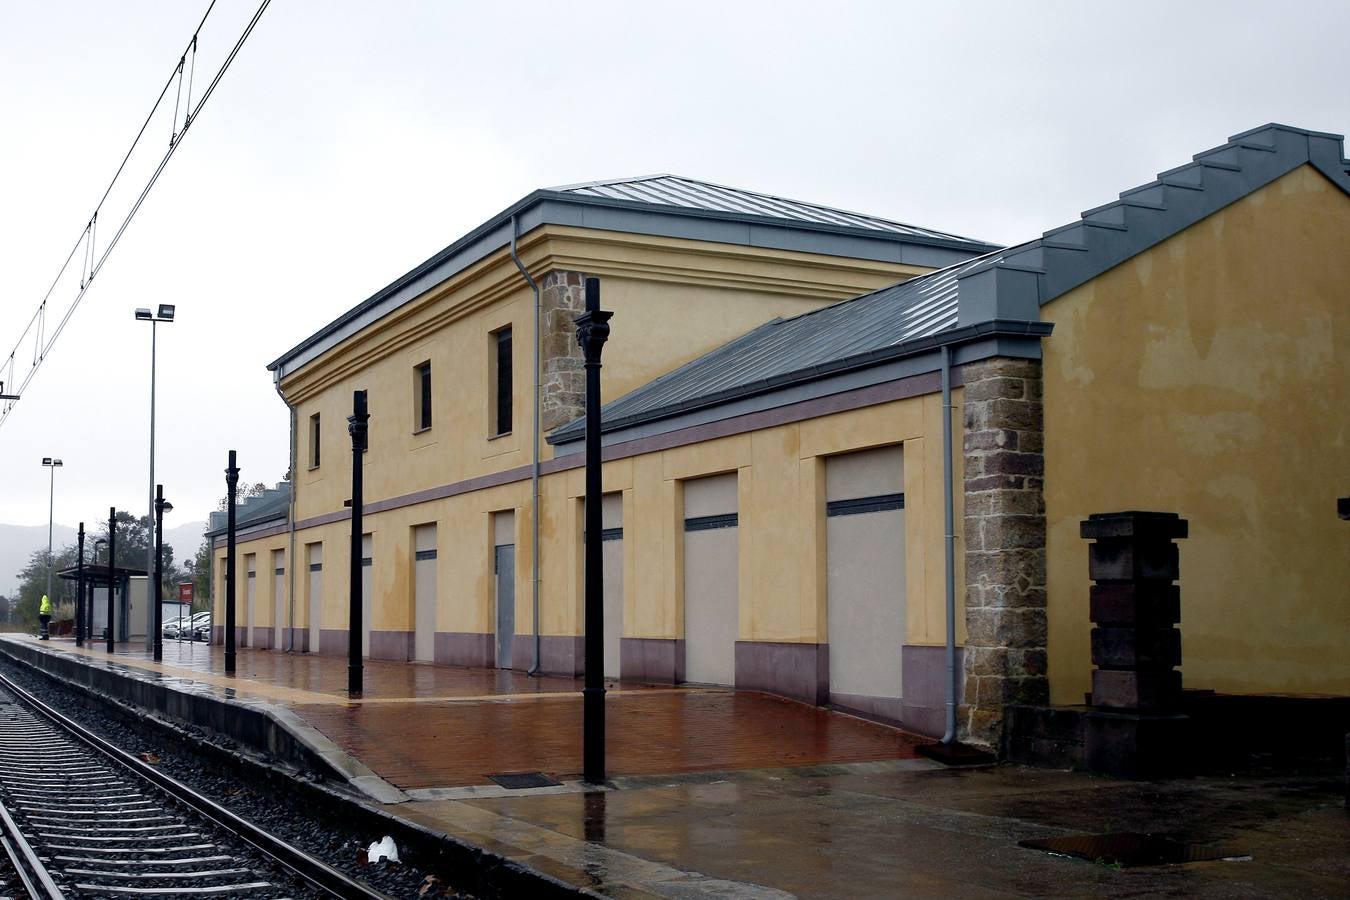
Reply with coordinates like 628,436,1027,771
0,671,389,900
0,797,64,899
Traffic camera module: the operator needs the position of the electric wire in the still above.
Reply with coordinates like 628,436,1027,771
0,0,267,429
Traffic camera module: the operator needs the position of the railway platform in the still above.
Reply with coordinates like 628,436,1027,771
2,634,1345,898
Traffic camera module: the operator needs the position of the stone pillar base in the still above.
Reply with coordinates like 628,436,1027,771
1084,709,1191,779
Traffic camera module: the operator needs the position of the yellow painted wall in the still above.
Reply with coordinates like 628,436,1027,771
218,386,964,658
280,226,926,524
1042,164,1350,701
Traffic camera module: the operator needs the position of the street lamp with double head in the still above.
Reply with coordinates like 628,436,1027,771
136,304,175,649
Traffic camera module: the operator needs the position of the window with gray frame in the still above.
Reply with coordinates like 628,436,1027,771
492,327,512,436
415,361,432,431
308,413,320,468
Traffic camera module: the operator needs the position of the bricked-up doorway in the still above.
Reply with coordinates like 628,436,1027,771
493,510,516,669
601,493,623,679
683,473,739,686
245,553,257,647
413,524,436,662
272,549,285,650
306,543,322,653
826,446,906,720
360,533,372,657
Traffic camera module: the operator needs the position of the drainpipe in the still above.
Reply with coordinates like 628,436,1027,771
275,372,298,652
940,343,958,744
509,214,543,676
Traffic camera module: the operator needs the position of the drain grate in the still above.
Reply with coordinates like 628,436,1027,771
487,771,562,789
1019,833,1240,867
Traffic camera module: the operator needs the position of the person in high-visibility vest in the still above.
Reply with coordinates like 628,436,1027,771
38,594,53,640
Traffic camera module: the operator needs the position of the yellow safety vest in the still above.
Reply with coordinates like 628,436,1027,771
39,595,53,615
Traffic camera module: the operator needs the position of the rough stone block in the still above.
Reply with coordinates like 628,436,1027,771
1089,583,1181,626
1088,540,1179,582
1092,668,1182,711
1091,626,1181,669
964,428,1019,452
982,451,1045,477
1084,709,1191,778
985,398,1043,431
1080,511,1189,541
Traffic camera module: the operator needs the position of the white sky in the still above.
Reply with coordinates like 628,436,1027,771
0,0,1345,530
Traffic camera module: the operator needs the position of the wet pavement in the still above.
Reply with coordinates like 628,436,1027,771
8,636,1346,898
395,764,1350,898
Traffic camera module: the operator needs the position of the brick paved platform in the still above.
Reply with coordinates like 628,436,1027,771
0,636,920,791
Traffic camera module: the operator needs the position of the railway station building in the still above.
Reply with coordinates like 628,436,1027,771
213,123,1350,749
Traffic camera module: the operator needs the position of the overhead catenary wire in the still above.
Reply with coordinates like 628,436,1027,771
0,0,268,430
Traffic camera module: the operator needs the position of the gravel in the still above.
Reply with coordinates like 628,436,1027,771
0,657,476,899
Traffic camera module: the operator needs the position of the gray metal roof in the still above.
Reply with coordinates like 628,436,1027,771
552,175,989,244
551,123,1349,444
549,250,1004,441
205,482,291,538
268,177,998,378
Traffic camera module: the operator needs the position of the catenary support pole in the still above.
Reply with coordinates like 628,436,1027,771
225,451,239,675
106,508,116,654
347,390,369,697
75,523,85,646
575,277,612,785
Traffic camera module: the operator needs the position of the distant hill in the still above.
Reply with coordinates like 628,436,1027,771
0,521,206,595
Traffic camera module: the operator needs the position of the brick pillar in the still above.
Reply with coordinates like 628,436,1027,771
540,270,589,432
961,357,1047,750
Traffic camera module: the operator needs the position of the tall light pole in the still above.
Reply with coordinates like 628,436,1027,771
136,304,175,649
41,457,63,605
575,277,612,785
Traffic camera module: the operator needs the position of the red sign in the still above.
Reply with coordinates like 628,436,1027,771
178,582,194,603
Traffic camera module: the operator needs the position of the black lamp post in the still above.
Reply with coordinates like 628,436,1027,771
106,508,116,654
225,450,239,675
575,276,612,785
347,389,369,697
75,522,85,647
153,485,173,662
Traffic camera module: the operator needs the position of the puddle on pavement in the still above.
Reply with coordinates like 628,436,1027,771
1019,832,1244,867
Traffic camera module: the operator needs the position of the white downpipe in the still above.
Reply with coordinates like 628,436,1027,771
940,343,958,744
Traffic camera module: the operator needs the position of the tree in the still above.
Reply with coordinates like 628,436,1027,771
14,544,79,627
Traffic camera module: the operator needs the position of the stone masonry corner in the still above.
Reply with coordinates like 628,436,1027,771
960,357,1048,750
540,270,589,432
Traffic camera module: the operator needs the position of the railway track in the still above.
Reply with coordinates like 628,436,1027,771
0,671,389,898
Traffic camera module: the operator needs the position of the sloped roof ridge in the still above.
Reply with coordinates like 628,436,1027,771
551,173,992,244
958,122,1350,304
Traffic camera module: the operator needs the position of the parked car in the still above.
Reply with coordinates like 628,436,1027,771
166,611,210,642
191,613,213,642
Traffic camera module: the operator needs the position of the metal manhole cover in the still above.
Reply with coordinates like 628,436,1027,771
488,771,562,789
1019,833,1241,867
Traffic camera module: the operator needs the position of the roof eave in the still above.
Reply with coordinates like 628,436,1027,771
267,191,999,379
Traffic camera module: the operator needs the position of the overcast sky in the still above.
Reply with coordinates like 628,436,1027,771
0,0,1345,533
